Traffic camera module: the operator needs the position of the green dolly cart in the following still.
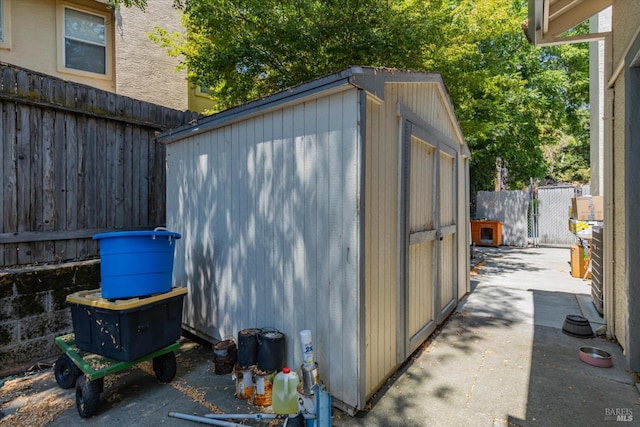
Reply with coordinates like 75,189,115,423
53,333,180,418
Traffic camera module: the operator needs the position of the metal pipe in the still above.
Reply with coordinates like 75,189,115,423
204,413,279,420
168,412,245,427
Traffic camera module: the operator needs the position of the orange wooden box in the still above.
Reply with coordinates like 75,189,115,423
471,220,502,247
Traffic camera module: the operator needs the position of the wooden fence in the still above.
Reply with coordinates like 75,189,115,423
0,62,198,267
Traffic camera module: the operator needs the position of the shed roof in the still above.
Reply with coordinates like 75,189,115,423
159,66,465,146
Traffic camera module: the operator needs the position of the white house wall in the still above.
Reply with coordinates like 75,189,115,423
165,87,362,408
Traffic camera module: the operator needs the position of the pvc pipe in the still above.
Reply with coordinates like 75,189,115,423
207,413,317,421
168,412,245,427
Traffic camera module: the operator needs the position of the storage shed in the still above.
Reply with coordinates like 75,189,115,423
159,67,471,412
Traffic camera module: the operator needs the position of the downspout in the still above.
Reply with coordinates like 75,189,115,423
603,88,615,339
603,34,615,339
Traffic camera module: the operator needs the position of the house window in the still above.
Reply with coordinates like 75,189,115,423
196,85,213,97
0,0,12,50
63,6,106,74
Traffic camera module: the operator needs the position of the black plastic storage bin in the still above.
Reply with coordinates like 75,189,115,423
66,287,187,362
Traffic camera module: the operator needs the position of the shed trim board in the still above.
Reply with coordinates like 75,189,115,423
356,89,368,407
398,101,469,158
159,66,470,412
438,142,459,324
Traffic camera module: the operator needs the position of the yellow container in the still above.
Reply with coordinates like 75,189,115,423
272,367,300,415
65,287,187,361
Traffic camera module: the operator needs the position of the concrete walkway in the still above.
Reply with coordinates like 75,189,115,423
2,246,638,426
332,246,639,426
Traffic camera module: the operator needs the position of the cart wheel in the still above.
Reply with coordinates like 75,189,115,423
54,354,82,389
153,351,177,383
75,375,103,418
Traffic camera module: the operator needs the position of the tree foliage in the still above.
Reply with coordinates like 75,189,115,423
109,0,148,10
420,1,590,191
146,0,590,191
151,0,428,106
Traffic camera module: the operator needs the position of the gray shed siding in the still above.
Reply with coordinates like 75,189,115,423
363,95,399,399
166,87,362,407
162,68,470,412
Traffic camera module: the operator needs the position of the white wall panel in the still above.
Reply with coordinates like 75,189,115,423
476,190,529,247
166,88,361,408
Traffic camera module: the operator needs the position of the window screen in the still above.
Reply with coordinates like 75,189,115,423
64,7,106,74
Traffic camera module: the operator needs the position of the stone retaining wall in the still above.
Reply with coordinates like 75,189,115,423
0,260,100,376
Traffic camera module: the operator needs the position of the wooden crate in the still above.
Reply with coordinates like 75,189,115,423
570,244,591,279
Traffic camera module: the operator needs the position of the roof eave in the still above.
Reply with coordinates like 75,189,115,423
527,0,611,47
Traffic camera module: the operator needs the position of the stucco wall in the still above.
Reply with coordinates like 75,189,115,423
0,0,116,91
611,0,640,353
1,0,188,108
116,0,188,110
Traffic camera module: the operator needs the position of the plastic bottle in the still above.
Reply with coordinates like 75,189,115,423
272,367,300,415
299,330,315,369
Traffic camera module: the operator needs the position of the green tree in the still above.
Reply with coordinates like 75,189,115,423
143,0,590,191
422,0,590,191
151,0,427,107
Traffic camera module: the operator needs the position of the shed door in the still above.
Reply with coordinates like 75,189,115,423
437,144,458,323
400,121,458,356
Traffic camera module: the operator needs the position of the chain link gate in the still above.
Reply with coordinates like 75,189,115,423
530,184,590,247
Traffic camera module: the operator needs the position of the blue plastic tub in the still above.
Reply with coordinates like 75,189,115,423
93,229,181,299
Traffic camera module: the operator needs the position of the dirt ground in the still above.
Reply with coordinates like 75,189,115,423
0,339,289,427
0,364,75,427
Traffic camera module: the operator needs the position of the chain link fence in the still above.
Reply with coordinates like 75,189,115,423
532,185,590,247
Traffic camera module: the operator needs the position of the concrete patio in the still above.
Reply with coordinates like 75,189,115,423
332,246,638,426
1,246,637,426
